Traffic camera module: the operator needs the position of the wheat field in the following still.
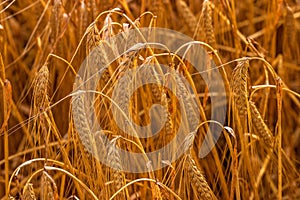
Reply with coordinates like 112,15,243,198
0,0,300,199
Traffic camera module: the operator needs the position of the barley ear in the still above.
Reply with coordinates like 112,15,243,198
184,154,216,200
283,5,295,49
249,101,274,148
151,0,164,26
50,0,62,43
41,171,58,200
23,182,37,200
72,75,101,156
175,0,197,34
86,23,101,53
231,59,249,115
202,0,217,48
107,139,126,198
33,64,49,112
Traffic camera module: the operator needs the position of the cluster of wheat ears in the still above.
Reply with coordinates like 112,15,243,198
0,0,300,199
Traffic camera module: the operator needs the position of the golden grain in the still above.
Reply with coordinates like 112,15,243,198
2,1,300,199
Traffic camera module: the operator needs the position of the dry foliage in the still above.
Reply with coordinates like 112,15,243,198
1,0,300,200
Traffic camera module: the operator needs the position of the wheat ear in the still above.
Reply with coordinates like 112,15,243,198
86,22,101,52
23,182,37,200
72,75,101,156
107,139,126,198
249,101,274,148
161,92,174,142
151,0,164,26
50,0,62,43
283,5,295,48
231,59,249,115
175,0,197,34
184,154,216,199
33,64,49,111
202,0,217,48
41,171,58,200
